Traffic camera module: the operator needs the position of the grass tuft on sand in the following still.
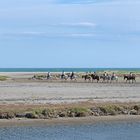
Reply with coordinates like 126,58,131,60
0,76,8,81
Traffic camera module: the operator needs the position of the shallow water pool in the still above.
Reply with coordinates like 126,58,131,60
0,121,140,140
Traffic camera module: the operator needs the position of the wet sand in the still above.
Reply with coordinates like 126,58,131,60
0,115,140,127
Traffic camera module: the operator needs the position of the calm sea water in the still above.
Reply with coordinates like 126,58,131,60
0,122,140,140
0,68,140,72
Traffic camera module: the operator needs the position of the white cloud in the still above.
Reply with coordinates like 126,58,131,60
0,32,95,39
55,22,96,28
69,33,95,37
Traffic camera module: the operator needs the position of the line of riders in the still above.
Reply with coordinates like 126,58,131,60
46,71,76,80
44,71,136,83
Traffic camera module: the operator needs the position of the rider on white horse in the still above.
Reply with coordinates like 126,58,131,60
111,72,118,82
61,71,64,79
47,72,51,79
112,72,115,78
103,72,107,77
129,72,133,77
70,71,74,80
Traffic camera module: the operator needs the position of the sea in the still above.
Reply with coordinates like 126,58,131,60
0,121,140,140
0,68,140,72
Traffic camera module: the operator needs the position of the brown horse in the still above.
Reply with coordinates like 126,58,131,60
82,74,91,81
90,74,100,83
124,74,136,83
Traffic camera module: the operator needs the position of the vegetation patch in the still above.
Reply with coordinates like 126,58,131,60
99,105,122,115
0,76,8,81
0,103,140,119
32,74,47,80
67,108,89,117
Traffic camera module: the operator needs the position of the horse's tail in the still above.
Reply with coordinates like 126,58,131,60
124,75,126,80
97,76,100,82
97,75,100,80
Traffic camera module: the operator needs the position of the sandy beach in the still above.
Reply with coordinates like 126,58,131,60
0,72,140,125
0,72,140,104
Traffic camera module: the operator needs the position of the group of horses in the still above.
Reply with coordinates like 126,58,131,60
60,72,77,80
32,72,136,83
82,73,136,83
59,72,136,83
82,73,118,83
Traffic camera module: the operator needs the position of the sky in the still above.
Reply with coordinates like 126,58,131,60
0,0,140,68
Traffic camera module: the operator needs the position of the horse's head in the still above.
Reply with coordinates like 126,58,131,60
132,74,136,79
124,75,127,80
124,75,126,80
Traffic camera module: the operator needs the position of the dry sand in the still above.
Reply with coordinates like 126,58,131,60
0,72,140,104
0,72,140,125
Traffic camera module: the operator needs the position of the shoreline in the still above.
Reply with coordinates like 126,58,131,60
0,115,140,127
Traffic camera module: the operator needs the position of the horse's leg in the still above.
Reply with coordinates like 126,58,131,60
102,79,104,83
107,78,110,83
102,78,105,83
65,75,68,80
124,78,128,83
107,78,109,83
132,79,136,83
84,78,86,82
126,78,128,83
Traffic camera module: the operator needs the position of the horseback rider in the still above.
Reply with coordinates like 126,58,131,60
70,71,74,80
111,72,116,80
129,72,133,78
93,71,97,76
112,72,115,78
47,72,51,79
103,72,107,77
61,70,65,79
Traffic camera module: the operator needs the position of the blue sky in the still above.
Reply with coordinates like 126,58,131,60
0,0,140,68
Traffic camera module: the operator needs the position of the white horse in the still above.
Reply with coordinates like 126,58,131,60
110,76,118,83
100,75,111,83
60,73,70,80
70,75,77,80
100,74,118,83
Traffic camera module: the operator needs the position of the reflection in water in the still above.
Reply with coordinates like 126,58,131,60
0,122,140,140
